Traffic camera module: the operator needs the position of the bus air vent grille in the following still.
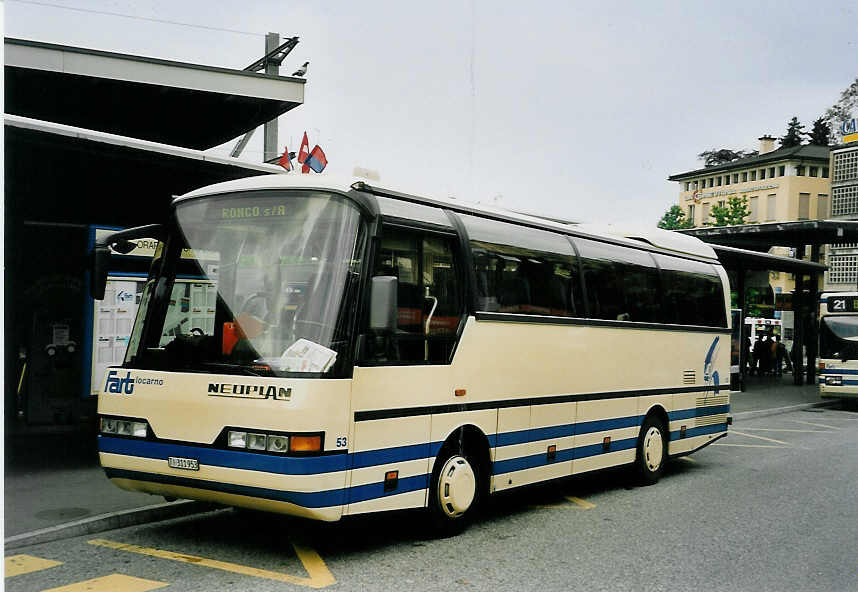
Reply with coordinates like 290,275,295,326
696,395,729,407
683,370,696,384
695,414,727,427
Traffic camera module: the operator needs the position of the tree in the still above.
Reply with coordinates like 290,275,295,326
709,196,751,226
823,77,858,139
697,148,758,167
809,117,831,146
779,116,806,148
657,205,694,230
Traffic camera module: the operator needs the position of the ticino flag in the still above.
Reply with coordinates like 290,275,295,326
305,145,328,173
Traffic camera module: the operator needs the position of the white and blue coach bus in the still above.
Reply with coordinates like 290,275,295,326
91,176,731,533
818,291,858,399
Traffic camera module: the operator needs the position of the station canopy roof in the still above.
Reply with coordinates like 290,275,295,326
4,37,306,150
681,220,858,251
710,243,827,273
4,115,283,228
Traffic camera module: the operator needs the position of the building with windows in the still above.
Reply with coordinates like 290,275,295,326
825,141,858,290
669,136,832,339
669,136,831,229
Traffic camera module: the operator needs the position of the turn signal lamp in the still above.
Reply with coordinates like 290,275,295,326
290,435,322,452
819,361,826,370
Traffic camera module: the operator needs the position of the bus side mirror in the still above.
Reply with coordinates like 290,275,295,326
91,244,111,300
369,276,398,333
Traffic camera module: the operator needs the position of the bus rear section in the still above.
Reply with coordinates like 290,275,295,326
818,292,858,399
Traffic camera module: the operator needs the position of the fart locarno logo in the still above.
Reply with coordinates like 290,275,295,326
104,370,164,394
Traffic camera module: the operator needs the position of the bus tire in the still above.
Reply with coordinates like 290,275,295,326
635,415,668,485
426,441,481,537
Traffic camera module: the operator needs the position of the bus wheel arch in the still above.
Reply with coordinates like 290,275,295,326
635,406,669,485
426,425,490,535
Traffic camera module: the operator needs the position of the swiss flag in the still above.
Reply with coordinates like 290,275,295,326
298,132,310,174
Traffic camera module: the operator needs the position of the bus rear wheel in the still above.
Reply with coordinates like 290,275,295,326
635,415,667,485
427,445,479,536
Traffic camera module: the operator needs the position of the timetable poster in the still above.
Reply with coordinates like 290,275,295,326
91,278,144,395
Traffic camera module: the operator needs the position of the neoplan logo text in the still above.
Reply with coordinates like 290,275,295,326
208,383,292,401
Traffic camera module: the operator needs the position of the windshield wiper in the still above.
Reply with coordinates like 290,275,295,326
198,362,274,377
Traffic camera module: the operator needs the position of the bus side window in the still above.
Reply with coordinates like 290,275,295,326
460,214,581,317
368,228,463,364
574,238,660,323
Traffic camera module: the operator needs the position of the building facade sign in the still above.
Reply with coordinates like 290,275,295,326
685,184,778,202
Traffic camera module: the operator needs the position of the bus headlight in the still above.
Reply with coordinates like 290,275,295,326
247,433,267,450
100,417,148,438
222,428,322,455
267,435,289,452
228,431,247,448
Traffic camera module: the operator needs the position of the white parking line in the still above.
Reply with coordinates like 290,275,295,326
729,430,792,446
787,420,841,430
738,428,828,433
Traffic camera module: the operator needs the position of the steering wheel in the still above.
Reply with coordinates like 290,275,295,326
239,292,272,320
190,327,205,336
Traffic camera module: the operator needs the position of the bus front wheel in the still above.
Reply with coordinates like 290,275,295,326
427,445,479,536
635,415,667,485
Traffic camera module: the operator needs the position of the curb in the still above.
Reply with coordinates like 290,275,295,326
5,500,221,550
732,400,839,421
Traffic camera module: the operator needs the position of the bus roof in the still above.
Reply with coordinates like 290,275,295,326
175,174,718,261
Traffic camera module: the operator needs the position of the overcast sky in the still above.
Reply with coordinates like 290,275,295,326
5,0,857,226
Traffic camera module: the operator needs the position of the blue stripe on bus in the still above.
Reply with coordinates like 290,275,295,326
104,467,429,508
491,437,639,475
818,368,858,375
670,423,728,441
347,474,428,504
351,443,431,469
98,437,349,475
104,467,347,507
668,404,730,421
101,404,728,490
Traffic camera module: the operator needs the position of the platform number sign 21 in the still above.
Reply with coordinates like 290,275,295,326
828,296,858,311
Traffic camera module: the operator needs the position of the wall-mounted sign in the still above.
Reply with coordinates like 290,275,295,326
842,119,858,143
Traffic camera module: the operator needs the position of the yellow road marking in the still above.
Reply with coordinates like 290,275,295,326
787,419,840,430
565,496,596,509
730,430,791,446
88,539,335,589
41,574,168,592
5,555,63,577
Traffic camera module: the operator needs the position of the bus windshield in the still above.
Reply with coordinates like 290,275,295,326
820,315,858,361
124,191,364,377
